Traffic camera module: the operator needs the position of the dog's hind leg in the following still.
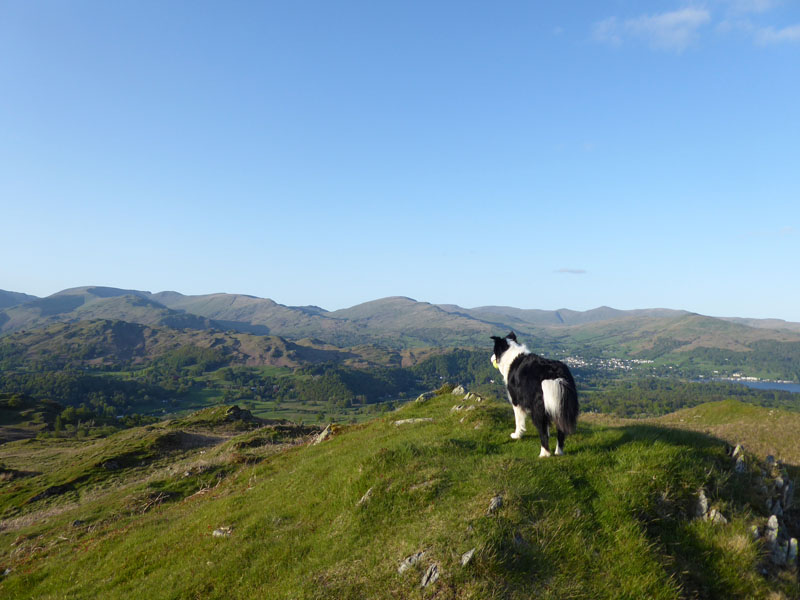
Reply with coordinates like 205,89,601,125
555,429,566,456
510,404,527,439
535,417,551,457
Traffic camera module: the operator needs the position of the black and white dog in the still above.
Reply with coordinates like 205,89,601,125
491,332,579,457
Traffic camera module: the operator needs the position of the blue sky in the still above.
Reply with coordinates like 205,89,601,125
1,1,799,320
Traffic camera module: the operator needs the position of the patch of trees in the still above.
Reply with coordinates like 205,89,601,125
0,371,168,417
151,345,228,374
409,349,498,389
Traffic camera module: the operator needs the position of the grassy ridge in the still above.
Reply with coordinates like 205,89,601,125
2,395,797,599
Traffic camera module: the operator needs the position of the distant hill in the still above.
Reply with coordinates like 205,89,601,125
3,287,800,378
0,287,214,333
0,319,403,370
438,304,690,327
0,289,39,310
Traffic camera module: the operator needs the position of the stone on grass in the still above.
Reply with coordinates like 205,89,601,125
212,526,233,538
773,541,788,566
705,508,728,525
452,385,466,395
783,480,794,510
694,490,709,519
487,495,503,515
356,487,373,507
460,548,475,566
765,515,780,546
788,538,798,565
397,551,425,574
313,425,332,445
734,456,746,473
415,392,435,403
421,563,439,588
393,418,434,426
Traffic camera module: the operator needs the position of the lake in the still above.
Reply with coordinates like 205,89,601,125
720,380,800,394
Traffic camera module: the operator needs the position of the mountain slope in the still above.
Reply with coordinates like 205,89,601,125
1,395,796,598
4,287,800,370
0,319,399,369
0,287,216,334
0,290,39,310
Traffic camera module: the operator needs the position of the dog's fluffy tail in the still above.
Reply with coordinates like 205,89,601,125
541,378,579,434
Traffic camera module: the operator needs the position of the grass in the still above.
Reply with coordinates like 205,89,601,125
1,394,797,599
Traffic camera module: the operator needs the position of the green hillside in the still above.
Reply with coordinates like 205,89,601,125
1,395,797,599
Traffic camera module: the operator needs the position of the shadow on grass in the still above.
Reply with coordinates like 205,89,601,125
580,422,770,599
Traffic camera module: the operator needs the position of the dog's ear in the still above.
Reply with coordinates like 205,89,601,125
490,336,501,342
507,331,517,342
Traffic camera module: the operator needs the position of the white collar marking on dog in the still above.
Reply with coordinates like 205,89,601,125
496,340,529,382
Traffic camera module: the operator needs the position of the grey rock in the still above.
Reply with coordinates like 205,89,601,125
734,456,747,473
788,538,798,565
766,498,773,513
783,480,794,510
775,476,785,491
393,418,434,426
212,526,233,538
773,500,784,518
732,444,744,459
705,508,728,525
487,495,503,515
397,551,426,574
421,563,439,588
356,487,373,507
313,424,332,445
415,392,435,403
460,548,476,566
772,541,788,566
765,455,776,467
750,525,761,540
451,404,465,412
452,385,466,396
766,516,780,546
694,490,709,519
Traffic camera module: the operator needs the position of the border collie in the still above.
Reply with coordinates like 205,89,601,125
491,332,579,457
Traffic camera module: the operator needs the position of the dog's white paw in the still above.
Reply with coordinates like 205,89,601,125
539,447,551,458
510,431,522,440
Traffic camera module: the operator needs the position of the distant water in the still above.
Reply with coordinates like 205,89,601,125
712,379,800,394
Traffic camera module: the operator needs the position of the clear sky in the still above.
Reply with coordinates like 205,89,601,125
1,1,799,320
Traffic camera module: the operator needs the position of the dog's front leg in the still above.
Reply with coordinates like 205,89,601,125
510,403,527,439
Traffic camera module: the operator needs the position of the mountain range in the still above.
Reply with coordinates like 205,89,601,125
2,286,800,377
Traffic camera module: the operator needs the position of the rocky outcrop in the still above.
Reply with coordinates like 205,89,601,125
732,447,798,570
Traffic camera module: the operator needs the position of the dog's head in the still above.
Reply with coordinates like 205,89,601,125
490,332,517,368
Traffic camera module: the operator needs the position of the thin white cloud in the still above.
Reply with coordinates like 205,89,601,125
754,23,800,43
722,0,778,14
593,8,712,52
556,268,587,275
